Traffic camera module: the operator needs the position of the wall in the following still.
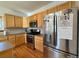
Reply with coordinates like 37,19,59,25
0,7,26,17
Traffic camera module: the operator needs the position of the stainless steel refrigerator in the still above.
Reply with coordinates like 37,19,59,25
44,8,79,58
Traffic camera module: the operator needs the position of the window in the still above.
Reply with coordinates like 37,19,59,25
0,16,4,30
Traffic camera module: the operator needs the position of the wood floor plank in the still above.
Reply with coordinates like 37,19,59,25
0,44,44,58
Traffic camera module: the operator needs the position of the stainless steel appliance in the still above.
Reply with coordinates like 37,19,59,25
29,21,37,27
44,8,79,58
27,34,35,50
26,28,40,35
25,28,40,50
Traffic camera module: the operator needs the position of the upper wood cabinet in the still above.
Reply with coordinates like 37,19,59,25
23,17,29,28
5,14,23,28
37,10,47,28
29,16,33,22
23,2,75,28
15,16,23,28
5,14,15,28
37,13,42,28
32,14,38,20
48,1,75,14
41,10,48,17
26,10,47,28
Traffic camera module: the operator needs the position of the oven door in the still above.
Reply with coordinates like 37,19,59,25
27,35,35,49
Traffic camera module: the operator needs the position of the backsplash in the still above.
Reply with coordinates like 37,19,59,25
6,29,25,34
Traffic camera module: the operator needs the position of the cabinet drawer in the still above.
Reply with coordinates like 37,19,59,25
0,37,7,41
35,36,43,41
8,35,15,46
8,35,15,40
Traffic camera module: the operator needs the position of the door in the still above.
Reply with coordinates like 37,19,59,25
44,8,78,57
55,8,78,56
44,13,55,45
15,33,25,47
0,16,4,30
5,14,15,28
15,16,23,28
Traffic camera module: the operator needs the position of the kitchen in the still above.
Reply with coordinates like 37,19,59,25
0,1,79,58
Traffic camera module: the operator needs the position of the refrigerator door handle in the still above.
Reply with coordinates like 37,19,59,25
53,13,57,46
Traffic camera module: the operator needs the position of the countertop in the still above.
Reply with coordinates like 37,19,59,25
8,32,26,35
0,41,13,52
0,35,7,38
0,32,26,37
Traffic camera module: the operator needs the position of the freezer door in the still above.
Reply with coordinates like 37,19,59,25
56,8,78,56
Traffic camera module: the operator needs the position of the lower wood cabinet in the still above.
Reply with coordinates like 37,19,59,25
15,33,25,47
0,37,7,42
8,33,25,47
8,35,15,47
35,35,44,52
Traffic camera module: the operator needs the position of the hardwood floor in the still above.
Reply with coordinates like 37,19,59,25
0,44,76,58
13,44,44,58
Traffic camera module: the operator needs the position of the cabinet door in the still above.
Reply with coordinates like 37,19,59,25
23,17,29,28
8,35,15,47
15,16,23,28
0,37,7,42
35,36,44,52
37,13,43,28
40,11,47,28
15,34,25,47
5,14,15,28
32,14,37,20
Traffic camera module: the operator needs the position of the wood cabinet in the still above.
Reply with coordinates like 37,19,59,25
15,16,23,27
25,34,27,43
15,33,25,47
29,16,33,22
23,17,29,28
5,14,23,28
37,13,42,27
5,14,15,28
48,1,75,14
32,14,38,20
35,35,44,52
0,37,7,42
8,35,15,47
37,10,47,28
8,34,25,47
27,11,47,28
23,1,75,28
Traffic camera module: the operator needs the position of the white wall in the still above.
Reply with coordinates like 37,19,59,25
0,7,26,17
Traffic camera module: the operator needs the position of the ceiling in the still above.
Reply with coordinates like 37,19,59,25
0,1,53,16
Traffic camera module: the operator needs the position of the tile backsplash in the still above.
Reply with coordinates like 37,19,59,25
6,29,25,34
